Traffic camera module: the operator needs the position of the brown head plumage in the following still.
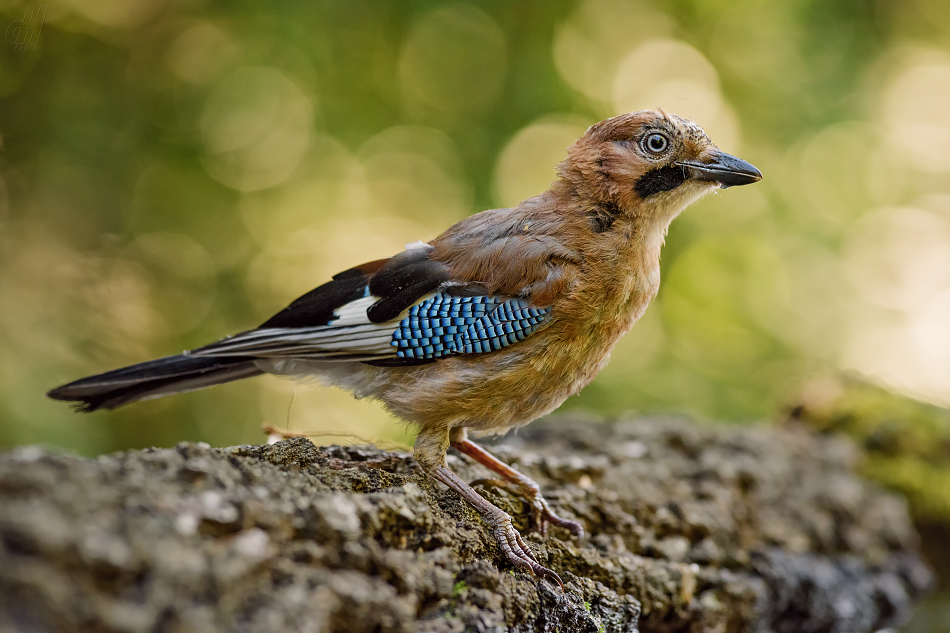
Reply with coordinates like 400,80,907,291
555,110,761,220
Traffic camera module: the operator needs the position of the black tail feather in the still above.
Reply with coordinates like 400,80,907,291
47,354,262,412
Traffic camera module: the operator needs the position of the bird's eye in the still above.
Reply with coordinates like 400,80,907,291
642,133,669,155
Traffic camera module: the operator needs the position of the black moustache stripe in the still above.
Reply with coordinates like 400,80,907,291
634,165,686,198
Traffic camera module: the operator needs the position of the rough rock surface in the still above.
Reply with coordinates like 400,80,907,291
0,415,933,632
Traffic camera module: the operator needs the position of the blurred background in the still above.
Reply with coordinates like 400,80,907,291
2,0,950,627
3,0,949,452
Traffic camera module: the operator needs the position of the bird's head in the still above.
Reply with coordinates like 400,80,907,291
557,110,761,222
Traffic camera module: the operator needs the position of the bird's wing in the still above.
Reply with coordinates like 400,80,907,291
428,204,581,305
187,242,553,366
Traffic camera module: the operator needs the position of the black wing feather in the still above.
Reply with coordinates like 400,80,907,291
368,249,448,296
260,247,450,330
258,275,368,329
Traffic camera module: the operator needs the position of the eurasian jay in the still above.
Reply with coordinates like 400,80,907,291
48,110,762,587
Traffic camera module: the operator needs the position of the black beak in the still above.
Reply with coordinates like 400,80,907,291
676,152,762,188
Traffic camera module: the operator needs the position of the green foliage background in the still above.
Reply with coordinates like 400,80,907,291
1,0,950,456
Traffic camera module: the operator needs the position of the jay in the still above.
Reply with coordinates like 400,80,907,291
48,110,762,587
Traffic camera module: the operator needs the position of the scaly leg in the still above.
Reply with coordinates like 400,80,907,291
414,429,564,589
451,429,584,539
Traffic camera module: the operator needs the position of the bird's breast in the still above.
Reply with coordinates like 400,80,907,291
562,239,661,339
530,248,661,399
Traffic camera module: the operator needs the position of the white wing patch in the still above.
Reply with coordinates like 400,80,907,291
188,295,403,361
330,295,377,326
404,240,431,251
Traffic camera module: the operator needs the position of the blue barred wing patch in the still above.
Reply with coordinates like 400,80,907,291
391,294,494,359
392,293,550,359
455,299,550,354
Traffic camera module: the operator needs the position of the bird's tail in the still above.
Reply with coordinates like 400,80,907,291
46,354,263,412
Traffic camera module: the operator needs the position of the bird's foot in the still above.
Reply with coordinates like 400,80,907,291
473,477,584,539
488,511,564,590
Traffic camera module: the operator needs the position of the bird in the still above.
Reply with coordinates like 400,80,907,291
48,110,761,588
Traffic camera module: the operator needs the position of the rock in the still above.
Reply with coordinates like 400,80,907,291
0,415,933,632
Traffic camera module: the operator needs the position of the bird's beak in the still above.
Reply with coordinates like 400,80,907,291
676,152,762,188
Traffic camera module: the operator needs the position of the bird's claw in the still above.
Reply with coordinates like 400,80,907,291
473,477,584,539
530,494,585,539
491,514,564,591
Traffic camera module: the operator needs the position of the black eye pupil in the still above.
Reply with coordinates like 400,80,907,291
648,135,666,152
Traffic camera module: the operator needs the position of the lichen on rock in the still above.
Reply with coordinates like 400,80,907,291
0,416,934,632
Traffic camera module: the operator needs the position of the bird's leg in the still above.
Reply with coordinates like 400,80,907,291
450,429,584,539
414,429,564,589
